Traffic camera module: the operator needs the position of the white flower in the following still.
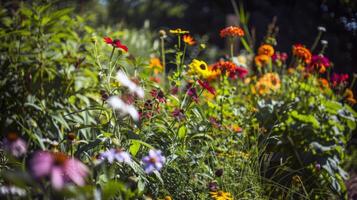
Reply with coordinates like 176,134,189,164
321,40,328,45
318,26,326,32
116,70,144,98
107,96,139,121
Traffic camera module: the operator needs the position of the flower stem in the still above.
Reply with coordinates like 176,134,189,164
311,31,322,52
230,38,234,60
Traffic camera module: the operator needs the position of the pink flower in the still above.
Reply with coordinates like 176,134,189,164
103,36,128,52
198,80,216,95
308,55,331,73
30,151,89,190
331,73,349,87
2,132,27,157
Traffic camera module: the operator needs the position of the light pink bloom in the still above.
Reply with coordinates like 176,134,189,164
2,132,27,157
30,151,89,190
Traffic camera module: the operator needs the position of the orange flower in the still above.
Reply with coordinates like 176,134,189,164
292,44,312,64
319,78,329,89
254,54,271,67
149,57,163,74
220,26,244,38
183,34,195,45
344,89,356,105
258,44,275,57
255,73,281,95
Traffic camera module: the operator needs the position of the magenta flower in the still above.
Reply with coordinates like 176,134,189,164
142,150,165,174
2,132,27,157
331,73,349,87
172,108,185,121
272,52,288,62
30,151,89,190
308,55,331,73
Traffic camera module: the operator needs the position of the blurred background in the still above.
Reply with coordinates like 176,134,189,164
2,0,356,73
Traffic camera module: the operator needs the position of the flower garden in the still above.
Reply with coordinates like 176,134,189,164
1,1,357,200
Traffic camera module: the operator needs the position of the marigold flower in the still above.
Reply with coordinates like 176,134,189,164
30,151,89,190
255,73,281,95
209,190,233,200
149,57,163,74
254,54,271,67
220,26,244,38
319,78,329,89
103,36,128,52
258,44,275,57
308,55,331,73
292,44,312,64
183,34,196,45
169,28,189,34
344,88,356,105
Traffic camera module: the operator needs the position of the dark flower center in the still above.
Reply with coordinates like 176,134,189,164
53,152,68,166
6,132,18,142
199,64,206,70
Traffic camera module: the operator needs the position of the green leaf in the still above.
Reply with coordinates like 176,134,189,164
129,140,141,156
178,125,187,139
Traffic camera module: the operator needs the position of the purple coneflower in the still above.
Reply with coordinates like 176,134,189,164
142,150,165,174
2,132,27,157
30,151,88,190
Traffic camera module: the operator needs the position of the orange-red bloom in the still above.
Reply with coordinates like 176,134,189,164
183,34,196,45
254,55,271,67
220,26,244,38
211,61,248,79
258,44,275,57
292,44,311,64
103,37,128,52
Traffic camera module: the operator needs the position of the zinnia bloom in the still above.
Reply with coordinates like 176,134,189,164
211,60,248,79
331,73,349,87
149,57,163,74
30,151,88,190
220,26,244,38
183,34,195,45
198,80,216,95
258,44,274,57
292,44,312,64
103,37,128,52
209,190,233,200
142,150,165,174
254,54,271,68
99,148,131,164
2,132,27,157
254,73,281,95
308,55,331,73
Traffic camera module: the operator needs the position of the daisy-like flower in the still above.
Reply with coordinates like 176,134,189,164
308,55,331,73
103,37,128,52
169,28,189,35
150,89,166,103
149,57,163,74
2,132,27,157
220,26,244,38
99,148,131,164
209,190,233,200
198,80,216,95
116,70,144,98
188,59,212,79
292,44,312,64
107,96,140,121
30,151,88,190
142,150,165,174
183,34,195,45
258,44,275,57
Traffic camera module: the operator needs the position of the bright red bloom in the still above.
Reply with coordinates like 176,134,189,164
331,73,349,87
103,36,128,52
211,61,248,79
198,80,216,95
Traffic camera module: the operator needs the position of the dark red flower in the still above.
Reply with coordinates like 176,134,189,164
186,84,199,103
103,36,128,52
150,89,166,103
198,80,216,95
172,108,185,121
331,73,349,87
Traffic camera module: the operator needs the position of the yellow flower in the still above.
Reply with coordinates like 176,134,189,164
255,73,281,95
149,57,163,74
183,34,195,45
188,59,211,79
164,196,172,200
169,28,189,35
210,190,233,200
344,88,356,105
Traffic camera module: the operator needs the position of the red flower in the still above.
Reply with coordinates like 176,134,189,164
331,73,349,87
103,36,128,52
198,80,216,95
150,89,166,103
212,61,248,79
